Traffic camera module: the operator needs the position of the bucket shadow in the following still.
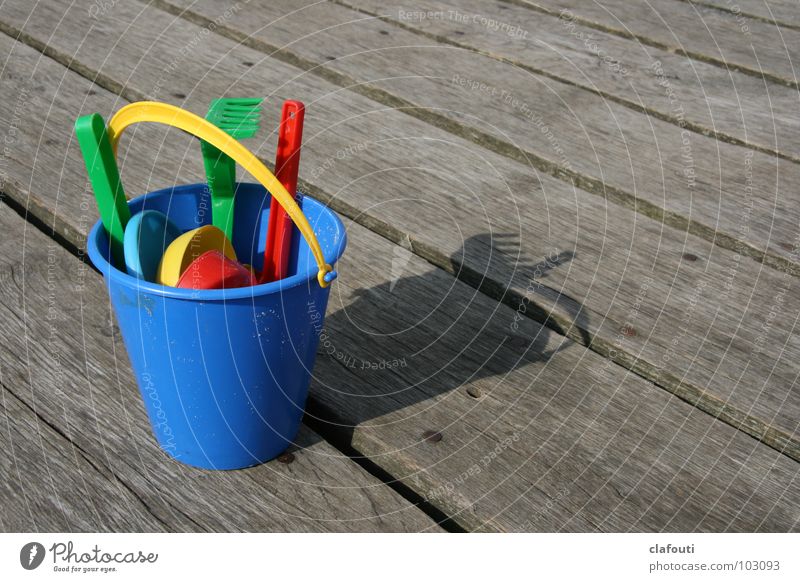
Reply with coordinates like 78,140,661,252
303,233,587,443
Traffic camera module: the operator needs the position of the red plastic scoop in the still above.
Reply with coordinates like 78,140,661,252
177,250,257,290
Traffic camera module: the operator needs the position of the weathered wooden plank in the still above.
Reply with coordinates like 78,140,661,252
0,13,798,533
83,0,800,450
684,0,800,29
152,0,800,272
1,1,799,458
313,221,800,531
342,0,800,162
0,377,168,531
0,206,441,532
513,0,800,87
3,94,798,536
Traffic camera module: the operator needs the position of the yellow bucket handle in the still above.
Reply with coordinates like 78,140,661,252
107,101,336,288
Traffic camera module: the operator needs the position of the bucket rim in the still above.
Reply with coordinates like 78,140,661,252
87,182,347,300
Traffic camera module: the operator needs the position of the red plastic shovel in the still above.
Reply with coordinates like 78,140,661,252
177,250,257,290
261,100,305,283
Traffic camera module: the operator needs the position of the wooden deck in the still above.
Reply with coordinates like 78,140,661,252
0,0,798,531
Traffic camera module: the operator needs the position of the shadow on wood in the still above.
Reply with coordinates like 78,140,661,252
304,233,583,445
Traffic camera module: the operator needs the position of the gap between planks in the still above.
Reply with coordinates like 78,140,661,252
1,23,798,530
143,0,800,281
674,0,800,32
502,0,800,91
0,375,176,531
0,197,452,532
329,0,800,165
0,19,796,463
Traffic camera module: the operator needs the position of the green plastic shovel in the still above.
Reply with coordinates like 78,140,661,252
75,113,130,268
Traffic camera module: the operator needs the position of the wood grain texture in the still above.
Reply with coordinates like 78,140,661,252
0,206,441,532
2,107,798,537
0,381,168,531
314,221,800,531
680,0,800,29
342,0,800,162
0,11,797,532
516,0,800,87
227,0,800,268
1,2,799,458
76,0,800,451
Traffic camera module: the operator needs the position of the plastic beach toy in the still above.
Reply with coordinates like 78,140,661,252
123,210,181,282
262,100,305,283
82,101,347,469
156,225,237,287
87,183,347,469
176,250,257,290
202,98,263,241
106,101,336,288
74,113,131,268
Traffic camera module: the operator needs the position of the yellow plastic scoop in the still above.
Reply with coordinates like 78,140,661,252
156,225,237,287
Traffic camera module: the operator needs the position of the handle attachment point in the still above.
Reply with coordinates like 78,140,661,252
319,267,337,288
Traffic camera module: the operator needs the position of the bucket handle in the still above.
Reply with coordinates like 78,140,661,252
106,102,336,288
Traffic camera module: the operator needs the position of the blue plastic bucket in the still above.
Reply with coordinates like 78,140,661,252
87,182,347,470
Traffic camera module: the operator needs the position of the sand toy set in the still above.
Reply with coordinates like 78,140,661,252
76,99,347,470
